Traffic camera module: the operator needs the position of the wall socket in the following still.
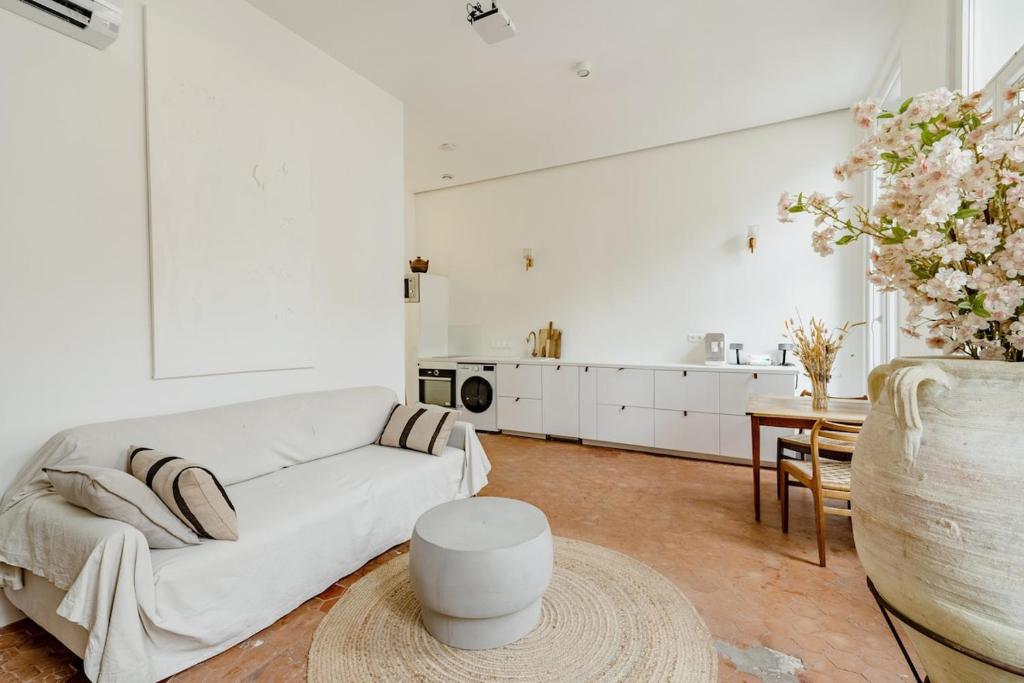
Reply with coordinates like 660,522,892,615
686,333,705,343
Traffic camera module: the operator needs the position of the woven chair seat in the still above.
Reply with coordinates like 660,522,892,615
779,432,855,456
787,459,851,492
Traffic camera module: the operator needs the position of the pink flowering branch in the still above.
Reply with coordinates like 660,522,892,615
779,86,1024,361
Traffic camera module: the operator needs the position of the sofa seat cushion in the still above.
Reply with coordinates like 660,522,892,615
145,443,469,653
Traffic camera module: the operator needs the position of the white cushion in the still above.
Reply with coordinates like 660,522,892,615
27,387,398,487
43,465,200,549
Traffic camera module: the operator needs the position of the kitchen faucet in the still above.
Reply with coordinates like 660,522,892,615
527,330,538,357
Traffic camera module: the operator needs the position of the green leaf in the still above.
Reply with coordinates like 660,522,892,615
912,262,938,280
972,294,991,318
899,97,913,114
877,112,895,119
953,207,982,219
835,234,857,245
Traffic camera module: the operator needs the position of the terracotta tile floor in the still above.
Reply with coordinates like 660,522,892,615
0,434,917,682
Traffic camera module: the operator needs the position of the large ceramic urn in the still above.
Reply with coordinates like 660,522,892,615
853,357,1024,682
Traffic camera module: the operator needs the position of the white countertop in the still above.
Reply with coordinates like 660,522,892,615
418,355,800,374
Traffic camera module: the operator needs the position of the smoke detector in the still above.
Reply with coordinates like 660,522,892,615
466,2,516,44
574,61,592,78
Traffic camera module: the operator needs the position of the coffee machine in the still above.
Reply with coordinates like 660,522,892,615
704,333,727,366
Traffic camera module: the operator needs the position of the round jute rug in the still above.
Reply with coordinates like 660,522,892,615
308,537,717,682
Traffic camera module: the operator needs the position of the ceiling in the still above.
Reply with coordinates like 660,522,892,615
245,0,908,193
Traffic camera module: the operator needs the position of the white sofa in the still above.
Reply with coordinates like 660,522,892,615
0,387,490,682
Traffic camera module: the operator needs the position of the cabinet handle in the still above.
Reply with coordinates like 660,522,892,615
683,370,688,377
617,367,625,372
557,365,561,370
620,405,626,411
684,410,688,417
515,397,520,402
754,373,758,380
516,364,520,369
585,366,589,372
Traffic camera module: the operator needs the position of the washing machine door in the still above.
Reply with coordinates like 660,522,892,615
460,376,494,414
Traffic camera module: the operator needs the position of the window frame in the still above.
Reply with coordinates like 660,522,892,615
863,63,902,371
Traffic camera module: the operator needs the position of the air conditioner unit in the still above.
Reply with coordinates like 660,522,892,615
0,0,122,49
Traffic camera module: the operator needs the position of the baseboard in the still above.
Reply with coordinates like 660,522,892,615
578,439,779,469
496,430,547,440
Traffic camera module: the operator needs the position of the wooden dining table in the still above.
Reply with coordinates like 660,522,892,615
746,395,871,521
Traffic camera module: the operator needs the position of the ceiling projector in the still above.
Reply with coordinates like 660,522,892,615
466,2,516,44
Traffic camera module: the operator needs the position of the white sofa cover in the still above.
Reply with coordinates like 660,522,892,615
0,387,491,682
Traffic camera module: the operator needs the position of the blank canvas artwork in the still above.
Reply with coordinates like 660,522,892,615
144,5,314,378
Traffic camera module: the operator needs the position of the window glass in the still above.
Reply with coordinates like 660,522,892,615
971,0,1024,90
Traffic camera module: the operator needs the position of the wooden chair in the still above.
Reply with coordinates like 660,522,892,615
780,420,860,567
775,391,866,499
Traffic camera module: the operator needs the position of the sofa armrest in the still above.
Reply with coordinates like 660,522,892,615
0,493,150,592
448,420,473,449
447,421,491,496
0,492,158,682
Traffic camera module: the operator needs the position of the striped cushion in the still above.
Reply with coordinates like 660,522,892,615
128,446,238,541
377,404,458,456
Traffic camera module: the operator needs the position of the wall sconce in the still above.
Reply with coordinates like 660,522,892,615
523,248,534,271
747,225,759,254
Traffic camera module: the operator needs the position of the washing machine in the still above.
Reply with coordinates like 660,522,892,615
456,362,498,432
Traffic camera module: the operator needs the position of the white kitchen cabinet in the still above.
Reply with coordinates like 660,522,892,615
497,363,543,399
654,369,719,413
718,371,795,416
654,409,719,455
483,358,798,463
597,404,654,447
579,366,598,440
497,396,543,434
596,368,654,408
719,414,788,464
543,364,579,438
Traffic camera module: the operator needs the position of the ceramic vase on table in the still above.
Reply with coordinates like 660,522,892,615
853,356,1024,682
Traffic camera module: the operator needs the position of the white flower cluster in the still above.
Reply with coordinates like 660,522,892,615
779,87,1024,360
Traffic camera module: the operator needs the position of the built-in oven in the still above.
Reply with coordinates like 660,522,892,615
419,366,456,408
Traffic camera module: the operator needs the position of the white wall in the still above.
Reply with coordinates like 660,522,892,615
896,0,956,97
404,192,419,402
414,111,866,396
0,0,404,624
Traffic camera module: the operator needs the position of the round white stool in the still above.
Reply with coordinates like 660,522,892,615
410,497,553,650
